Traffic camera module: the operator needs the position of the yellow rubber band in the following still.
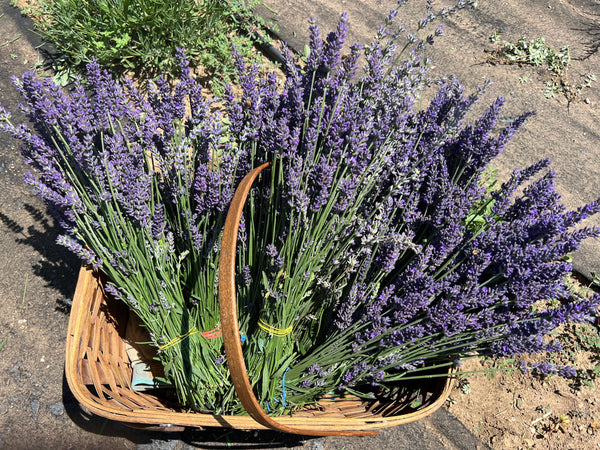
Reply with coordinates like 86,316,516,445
258,319,293,337
159,327,199,350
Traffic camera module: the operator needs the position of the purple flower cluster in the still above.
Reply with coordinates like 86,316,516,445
0,49,247,270
227,15,599,397
520,361,578,378
0,48,249,410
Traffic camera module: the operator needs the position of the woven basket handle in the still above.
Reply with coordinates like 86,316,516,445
218,162,377,437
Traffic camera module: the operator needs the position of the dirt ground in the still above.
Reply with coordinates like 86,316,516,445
447,356,600,449
1,0,600,449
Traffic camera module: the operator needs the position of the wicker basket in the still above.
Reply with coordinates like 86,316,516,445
65,163,454,436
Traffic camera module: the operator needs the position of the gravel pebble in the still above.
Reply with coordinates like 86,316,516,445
48,402,64,416
9,361,31,386
30,399,39,419
307,440,324,450
135,434,180,450
31,385,44,397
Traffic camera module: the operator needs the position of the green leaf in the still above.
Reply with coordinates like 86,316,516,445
113,33,131,49
303,44,311,60
261,360,271,401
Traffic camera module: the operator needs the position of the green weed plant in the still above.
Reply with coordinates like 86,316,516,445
486,33,596,103
34,0,268,87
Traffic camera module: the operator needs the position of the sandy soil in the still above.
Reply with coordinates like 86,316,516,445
448,350,600,449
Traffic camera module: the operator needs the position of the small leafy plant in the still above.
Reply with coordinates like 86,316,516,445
488,34,569,69
486,33,596,103
592,271,600,288
34,0,270,87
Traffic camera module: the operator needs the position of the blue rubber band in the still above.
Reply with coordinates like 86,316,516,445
281,368,289,407
266,369,290,412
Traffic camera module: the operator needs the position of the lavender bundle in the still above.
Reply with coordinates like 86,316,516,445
1,3,599,416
